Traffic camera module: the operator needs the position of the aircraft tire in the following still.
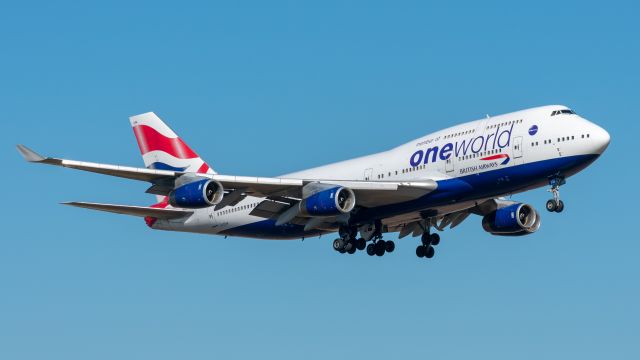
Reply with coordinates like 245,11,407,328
385,240,395,253
430,233,440,246
421,232,430,246
344,241,354,252
366,243,376,256
425,246,435,259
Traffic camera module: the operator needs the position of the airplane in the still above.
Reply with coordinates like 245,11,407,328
16,105,610,259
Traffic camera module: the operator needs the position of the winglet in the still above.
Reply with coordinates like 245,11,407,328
16,144,46,162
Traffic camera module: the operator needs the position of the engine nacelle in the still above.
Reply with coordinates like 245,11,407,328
168,178,224,208
482,203,541,236
300,186,356,216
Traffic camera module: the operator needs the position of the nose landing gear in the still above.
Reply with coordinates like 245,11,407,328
546,176,566,213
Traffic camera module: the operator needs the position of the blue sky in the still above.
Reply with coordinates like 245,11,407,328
1,1,638,359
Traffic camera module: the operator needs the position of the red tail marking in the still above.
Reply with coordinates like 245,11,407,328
144,197,169,228
196,162,210,174
133,125,199,159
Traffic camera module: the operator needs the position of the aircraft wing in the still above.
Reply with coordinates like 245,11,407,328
17,145,438,208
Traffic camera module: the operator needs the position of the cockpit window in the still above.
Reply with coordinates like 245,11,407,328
551,109,576,116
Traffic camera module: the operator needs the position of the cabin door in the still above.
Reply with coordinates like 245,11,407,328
513,136,523,158
512,136,524,165
364,168,373,181
445,157,454,173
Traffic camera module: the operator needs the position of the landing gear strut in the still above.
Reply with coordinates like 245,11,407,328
416,227,439,260
546,176,566,213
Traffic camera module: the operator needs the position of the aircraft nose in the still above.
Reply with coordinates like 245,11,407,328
590,123,611,154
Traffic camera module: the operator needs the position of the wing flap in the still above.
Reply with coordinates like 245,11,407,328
62,201,192,219
250,200,289,218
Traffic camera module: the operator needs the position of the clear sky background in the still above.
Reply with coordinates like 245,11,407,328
1,1,638,359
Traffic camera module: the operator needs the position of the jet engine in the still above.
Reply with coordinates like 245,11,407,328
300,186,356,216
168,178,224,208
482,203,541,236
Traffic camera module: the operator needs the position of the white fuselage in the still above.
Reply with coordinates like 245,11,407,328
153,105,610,239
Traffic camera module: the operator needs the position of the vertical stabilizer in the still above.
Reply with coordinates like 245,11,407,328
129,112,216,175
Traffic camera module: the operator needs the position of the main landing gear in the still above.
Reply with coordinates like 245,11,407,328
332,225,395,257
416,231,440,260
365,238,395,257
546,176,566,213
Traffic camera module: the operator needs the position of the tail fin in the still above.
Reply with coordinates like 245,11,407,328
129,112,216,175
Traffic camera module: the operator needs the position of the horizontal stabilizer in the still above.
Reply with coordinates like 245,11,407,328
62,202,192,219
17,144,57,164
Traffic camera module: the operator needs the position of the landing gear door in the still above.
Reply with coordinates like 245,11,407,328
364,168,373,181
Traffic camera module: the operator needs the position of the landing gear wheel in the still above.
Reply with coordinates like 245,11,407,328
416,245,426,258
547,176,565,213
347,243,357,254
375,241,386,256
421,232,431,246
430,233,440,246
385,240,395,253
356,238,366,251
366,243,376,256
425,246,435,259
333,238,344,251
343,241,354,252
